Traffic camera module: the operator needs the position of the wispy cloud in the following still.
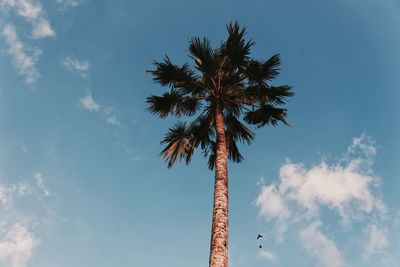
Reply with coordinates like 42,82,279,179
0,0,55,39
259,249,278,263
299,221,344,267
0,182,32,206
363,224,389,258
34,172,50,196
255,134,391,266
80,91,100,112
80,92,123,128
104,107,122,128
105,115,122,127
62,56,90,78
56,0,83,8
1,24,41,85
9,182,32,196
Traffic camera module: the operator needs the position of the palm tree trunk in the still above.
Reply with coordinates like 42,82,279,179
209,103,229,267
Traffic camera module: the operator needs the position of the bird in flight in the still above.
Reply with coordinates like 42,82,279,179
257,234,263,240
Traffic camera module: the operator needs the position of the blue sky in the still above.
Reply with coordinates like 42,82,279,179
0,0,399,266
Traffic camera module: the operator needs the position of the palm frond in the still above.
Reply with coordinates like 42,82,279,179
176,97,202,116
147,56,205,95
243,84,293,105
189,111,215,149
220,71,245,93
224,113,255,144
265,85,294,105
243,104,289,127
245,60,265,85
205,135,244,170
222,21,254,69
189,37,216,75
146,91,201,118
226,136,244,163
262,54,281,81
205,141,217,170
147,56,191,87
245,54,281,85
160,122,195,168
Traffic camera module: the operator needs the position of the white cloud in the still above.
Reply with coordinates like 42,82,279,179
256,185,290,221
80,92,100,112
0,223,39,267
103,107,123,128
256,184,291,241
0,0,55,39
255,134,391,266
278,159,378,224
1,24,41,85
299,221,344,267
56,0,82,8
62,56,90,77
363,224,389,257
79,95,123,128
34,172,50,196
256,134,385,228
259,249,278,263
105,115,122,127
31,18,54,39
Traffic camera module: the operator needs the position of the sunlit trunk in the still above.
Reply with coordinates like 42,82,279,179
209,103,229,267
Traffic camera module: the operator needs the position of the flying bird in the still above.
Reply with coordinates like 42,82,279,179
257,234,263,240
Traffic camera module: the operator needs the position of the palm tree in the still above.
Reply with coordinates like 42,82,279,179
146,22,293,267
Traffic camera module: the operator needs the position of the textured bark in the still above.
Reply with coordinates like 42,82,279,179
209,103,229,267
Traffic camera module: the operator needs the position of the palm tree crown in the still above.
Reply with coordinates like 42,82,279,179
147,22,293,169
